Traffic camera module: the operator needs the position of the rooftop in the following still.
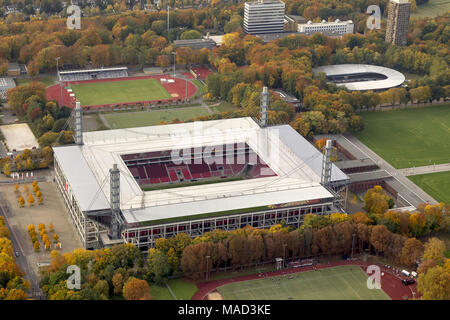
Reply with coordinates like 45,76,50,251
54,118,348,223
313,64,405,91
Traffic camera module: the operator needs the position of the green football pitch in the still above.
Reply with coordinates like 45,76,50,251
216,266,390,300
70,79,172,106
104,106,211,128
409,171,450,204
355,105,450,169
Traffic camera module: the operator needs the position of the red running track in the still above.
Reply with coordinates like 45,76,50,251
45,74,198,109
191,260,418,300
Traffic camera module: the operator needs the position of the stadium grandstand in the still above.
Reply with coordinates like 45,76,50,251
0,77,16,100
58,67,128,82
53,109,349,250
312,64,405,91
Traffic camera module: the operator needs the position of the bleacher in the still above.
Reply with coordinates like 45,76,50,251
121,143,277,186
59,67,128,82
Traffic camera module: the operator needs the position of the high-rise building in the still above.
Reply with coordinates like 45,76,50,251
243,0,285,35
385,0,411,46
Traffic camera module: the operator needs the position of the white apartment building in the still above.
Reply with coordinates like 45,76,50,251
298,19,354,35
244,0,286,35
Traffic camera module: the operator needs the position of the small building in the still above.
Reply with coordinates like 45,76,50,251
298,19,354,36
7,63,21,77
0,77,16,100
272,89,303,112
284,15,307,32
173,38,216,50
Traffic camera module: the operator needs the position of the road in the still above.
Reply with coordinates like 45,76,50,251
343,134,439,205
398,163,450,176
0,197,44,299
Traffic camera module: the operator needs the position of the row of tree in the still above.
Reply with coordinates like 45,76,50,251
0,216,29,300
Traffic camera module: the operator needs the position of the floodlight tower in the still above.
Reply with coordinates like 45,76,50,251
74,101,83,145
109,163,122,239
260,86,269,127
321,139,333,186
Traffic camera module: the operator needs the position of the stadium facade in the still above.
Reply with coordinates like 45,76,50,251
53,113,349,250
243,0,286,35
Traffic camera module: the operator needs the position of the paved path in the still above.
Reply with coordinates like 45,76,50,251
398,163,450,176
343,134,439,206
0,194,44,299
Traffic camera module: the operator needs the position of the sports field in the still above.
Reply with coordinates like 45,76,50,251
216,266,390,300
70,79,172,105
104,106,210,128
355,105,450,168
409,171,450,204
411,0,450,18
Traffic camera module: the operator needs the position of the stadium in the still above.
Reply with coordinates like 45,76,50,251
46,67,201,109
312,64,406,91
53,106,349,250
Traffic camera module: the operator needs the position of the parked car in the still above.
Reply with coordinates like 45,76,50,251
402,278,415,286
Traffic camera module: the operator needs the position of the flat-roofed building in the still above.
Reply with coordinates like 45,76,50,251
385,0,411,46
173,38,216,50
298,19,354,35
244,0,286,35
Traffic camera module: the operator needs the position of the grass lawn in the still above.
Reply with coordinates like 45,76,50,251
16,77,54,87
409,171,450,204
150,279,198,300
217,265,390,300
411,0,450,18
355,105,450,168
70,78,172,106
191,79,207,98
104,106,210,128
167,279,198,300
211,101,240,113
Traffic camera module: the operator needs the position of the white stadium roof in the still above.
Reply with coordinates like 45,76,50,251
312,64,405,91
53,118,348,223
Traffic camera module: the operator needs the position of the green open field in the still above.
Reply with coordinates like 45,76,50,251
150,279,198,300
104,106,210,128
355,105,450,168
409,171,450,204
217,266,390,300
411,0,450,18
70,78,172,106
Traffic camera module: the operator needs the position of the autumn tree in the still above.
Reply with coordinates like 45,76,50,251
147,248,171,285
112,272,124,296
417,260,450,300
363,185,391,215
122,277,152,300
18,197,25,207
369,225,391,255
422,237,446,264
400,238,424,267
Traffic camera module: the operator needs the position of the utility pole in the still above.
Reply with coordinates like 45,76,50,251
283,244,287,268
351,232,356,260
206,255,210,281
171,52,176,77
167,6,170,33
55,57,63,107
